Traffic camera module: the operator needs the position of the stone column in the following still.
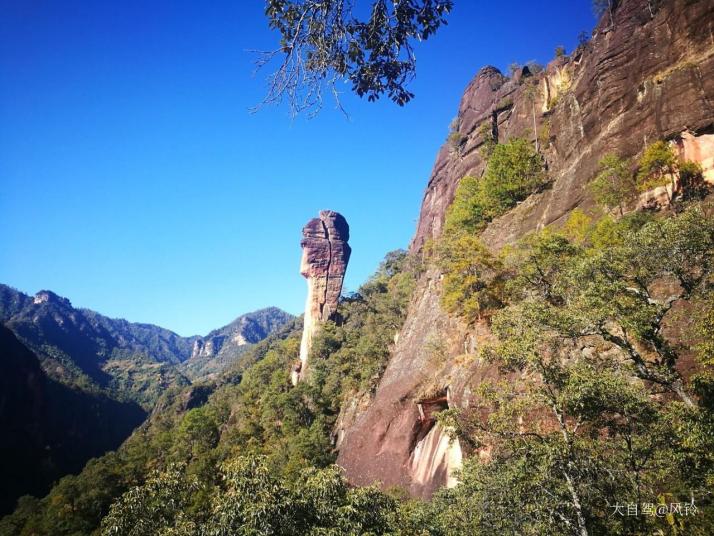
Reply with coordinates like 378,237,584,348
292,210,351,385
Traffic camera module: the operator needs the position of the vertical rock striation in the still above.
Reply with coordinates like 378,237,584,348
294,210,351,384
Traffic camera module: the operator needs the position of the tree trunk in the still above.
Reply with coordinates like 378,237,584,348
563,468,590,536
532,102,539,153
671,379,695,408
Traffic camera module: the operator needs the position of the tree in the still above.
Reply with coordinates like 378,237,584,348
100,465,200,536
259,0,452,116
471,320,665,536
430,206,714,535
637,140,678,204
589,153,637,215
678,160,709,201
478,138,547,220
102,457,400,535
443,175,487,235
479,121,497,158
437,232,504,324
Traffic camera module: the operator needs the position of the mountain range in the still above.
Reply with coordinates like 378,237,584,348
0,283,292,514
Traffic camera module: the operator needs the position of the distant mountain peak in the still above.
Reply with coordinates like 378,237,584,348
33,290,72,307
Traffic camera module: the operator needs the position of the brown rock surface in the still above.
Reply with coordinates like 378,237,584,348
295,210,351,383
337,0,714,498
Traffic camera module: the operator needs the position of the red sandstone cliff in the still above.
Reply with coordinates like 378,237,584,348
295,210,351,384
336,0,714,498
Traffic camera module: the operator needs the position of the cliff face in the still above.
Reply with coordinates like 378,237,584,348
0,325,146,515
414,0,714,252
295,211,351,384
337,0,714,498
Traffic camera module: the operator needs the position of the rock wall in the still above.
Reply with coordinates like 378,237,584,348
337,0,714,498
410,423,462,491
294,210,351,384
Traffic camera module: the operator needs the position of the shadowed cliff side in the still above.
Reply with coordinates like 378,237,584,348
336,0,714,498
0,326,146,515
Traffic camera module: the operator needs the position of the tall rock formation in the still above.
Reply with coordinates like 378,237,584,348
293,211,351,384
337,0,714,498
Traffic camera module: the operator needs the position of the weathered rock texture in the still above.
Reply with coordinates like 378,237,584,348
337,0,714,498
183,307,293,379
294,211,351,384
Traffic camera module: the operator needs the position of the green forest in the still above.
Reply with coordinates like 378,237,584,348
3,1,714,535
3,133,713,535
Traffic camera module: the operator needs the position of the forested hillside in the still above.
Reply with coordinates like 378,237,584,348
2,0,714,534
0,251,417,534
0,327,144,515
0,286,291,517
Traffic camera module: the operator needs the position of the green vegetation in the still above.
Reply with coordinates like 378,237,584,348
637,140,679,203
426,123,714,534
437,233,504,324
537,119,551,150
1,251,417,536
446,117,464,152
589,142,710,213
589,153,638,215
2,132,711,534
679,159,708,200
437,138,547,324
429,195,714,534
445,138,546,234
100,459,400,535
478,138,546,217
478,121,496,158
260,0,452,114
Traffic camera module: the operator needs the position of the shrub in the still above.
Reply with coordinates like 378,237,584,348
437,232,504,323
478,138,547,220
588,153,637,214
679,159,709,200
447,116,464,152
637,140,678,202
479,121,496,158
444,139,547,235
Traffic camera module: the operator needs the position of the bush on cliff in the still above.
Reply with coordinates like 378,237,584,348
437,138,546,323
589,153,638,215
444,138,546,236
427,202,714,535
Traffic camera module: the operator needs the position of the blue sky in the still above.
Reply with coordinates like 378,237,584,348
0,1,596,336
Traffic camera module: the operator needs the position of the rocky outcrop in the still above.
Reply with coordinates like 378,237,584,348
294,211,351,384
33,290,72,307
412,0,714,252
183,307,294,379
337,0,714,498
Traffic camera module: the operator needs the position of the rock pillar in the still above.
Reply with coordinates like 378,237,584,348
293,210,351,384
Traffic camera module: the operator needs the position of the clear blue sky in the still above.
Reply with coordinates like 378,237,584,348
0,1,596,336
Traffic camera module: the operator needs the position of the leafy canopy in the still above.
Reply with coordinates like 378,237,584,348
259,0,452,116
589,153,637,214
428,201,714,535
